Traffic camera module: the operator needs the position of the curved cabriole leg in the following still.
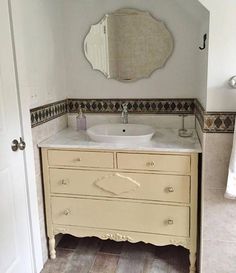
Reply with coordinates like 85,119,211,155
189,249,196,273
49,237,56,259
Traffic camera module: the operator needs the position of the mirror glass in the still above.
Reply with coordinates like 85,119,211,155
84,8,174,82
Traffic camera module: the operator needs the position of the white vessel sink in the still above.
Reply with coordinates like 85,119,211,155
87,124,155,144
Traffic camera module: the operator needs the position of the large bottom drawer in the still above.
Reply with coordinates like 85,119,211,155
51,197,190,237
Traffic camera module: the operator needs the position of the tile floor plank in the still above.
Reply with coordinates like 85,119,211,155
116,242,155,273
116,255,145,273
64,237,102,273
146,259,170,273
89,253,119,273
41,249,74,273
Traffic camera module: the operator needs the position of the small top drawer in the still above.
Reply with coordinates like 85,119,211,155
48,150,114,168
117,153,190,174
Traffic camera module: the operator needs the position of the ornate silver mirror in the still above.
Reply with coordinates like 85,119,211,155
84,8,174,82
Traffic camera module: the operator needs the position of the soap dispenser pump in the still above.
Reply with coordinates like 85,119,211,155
76,105,87,131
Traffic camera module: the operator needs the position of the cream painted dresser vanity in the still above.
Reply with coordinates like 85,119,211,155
40,128,201,273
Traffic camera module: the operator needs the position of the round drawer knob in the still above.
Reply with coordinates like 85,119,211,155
167,219,174,225
74,158,81,162
167,187,174,193
61,179,69,186
63,209,71,216
146,161,155,167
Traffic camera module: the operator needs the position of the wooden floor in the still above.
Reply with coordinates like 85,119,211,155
41,235,189,273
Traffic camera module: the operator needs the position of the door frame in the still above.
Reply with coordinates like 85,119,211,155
7,1,44,272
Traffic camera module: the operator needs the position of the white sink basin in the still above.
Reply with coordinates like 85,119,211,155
87,124,155,144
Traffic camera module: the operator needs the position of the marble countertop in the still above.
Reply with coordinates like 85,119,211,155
38,127,202,153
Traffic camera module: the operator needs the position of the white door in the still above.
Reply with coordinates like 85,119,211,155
0,1,33,273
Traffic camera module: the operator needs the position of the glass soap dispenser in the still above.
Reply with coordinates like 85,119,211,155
76,106,87,131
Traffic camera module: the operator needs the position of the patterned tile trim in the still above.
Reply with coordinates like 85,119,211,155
195,99,235,133
30,98,235,133
30,100,67,128
194,99,206,130
68,98,195,114
202,113,235,133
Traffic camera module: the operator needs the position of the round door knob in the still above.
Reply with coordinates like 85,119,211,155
167,219,174,225
146,161,155,167
228,76,236,89
11,137,26,151
11,139,19,151
167,187,174,193
63,209,71,216
18,137,26,151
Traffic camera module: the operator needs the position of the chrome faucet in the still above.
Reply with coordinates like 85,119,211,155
121,103,128,124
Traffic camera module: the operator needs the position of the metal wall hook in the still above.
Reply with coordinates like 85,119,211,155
199,33,207,50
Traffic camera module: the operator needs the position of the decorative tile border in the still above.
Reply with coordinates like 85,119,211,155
30,100,67,128
30,98,235,132
194,99,205,130
203,113,235,133
195,99,235,133
68,98,195,114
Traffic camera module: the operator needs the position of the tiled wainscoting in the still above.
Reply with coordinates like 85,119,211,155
31,98,235,271
198,129,236,273
32,115,68,262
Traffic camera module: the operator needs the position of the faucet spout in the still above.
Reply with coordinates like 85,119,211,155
121,103,128,124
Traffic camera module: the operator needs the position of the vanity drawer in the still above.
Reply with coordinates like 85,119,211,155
51,197,190,237
117,153,190,174
50,169,190,203
47,150,114,168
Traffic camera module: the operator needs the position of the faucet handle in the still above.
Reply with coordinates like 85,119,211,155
122,103,128,111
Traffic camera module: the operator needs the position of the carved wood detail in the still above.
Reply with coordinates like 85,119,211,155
101,233,133,242
53,226,190,249
94,172,140,195
169,239,190,249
